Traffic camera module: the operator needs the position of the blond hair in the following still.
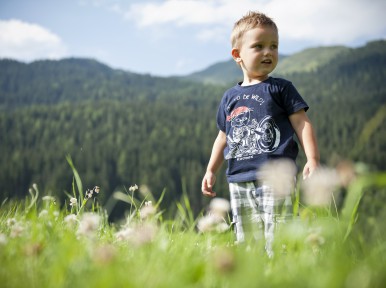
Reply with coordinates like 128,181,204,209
231,11,278,49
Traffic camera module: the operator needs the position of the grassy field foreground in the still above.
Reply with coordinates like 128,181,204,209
1,163,386,288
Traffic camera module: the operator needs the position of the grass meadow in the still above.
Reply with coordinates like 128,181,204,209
1,161,386,288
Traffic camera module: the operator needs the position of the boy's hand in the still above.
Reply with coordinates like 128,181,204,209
303,159,319,179
202,172,217,197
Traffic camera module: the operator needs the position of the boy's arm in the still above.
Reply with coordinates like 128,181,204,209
289,109,320,179
202,130,227,197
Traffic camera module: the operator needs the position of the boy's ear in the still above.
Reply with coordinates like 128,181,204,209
231,48,242,63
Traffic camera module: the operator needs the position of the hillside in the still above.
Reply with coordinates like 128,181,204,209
0,58,227,217
187,59,241,85
0,58,214,107
0,40,385,217
186,45,352,84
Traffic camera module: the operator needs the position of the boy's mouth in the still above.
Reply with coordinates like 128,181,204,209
261,59,272,64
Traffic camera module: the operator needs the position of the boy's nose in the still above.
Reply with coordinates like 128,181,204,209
264,48,272,55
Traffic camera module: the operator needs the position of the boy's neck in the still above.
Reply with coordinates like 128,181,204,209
240,75,269,86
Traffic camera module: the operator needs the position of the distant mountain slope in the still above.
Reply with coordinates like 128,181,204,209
274,46,350,74
0,57,214,107
187,59,241,85
185,45,353,84
186,55,287,85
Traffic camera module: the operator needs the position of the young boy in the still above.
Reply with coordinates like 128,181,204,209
201,11,319,254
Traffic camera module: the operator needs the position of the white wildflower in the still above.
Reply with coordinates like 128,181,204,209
336,160,356,187
215,222,230,233
140,202,156,220
129,184,138,193
77,213,100,237
301,167,340,206
10,223,24,238
6,218,17,227
85,186,100,199
69,197,78,207
0,233,8,245
131,223,158,246
85,189,93,199
197,214,221,233
115,227,134,241
115,224,157,246
38,210,49,218
197,215,215,233
209,198,230,217
259,159,297,198
64,214,78,227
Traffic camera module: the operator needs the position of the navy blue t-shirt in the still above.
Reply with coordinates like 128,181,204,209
216,77,309,183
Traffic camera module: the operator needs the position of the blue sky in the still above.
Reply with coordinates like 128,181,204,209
1,0,386,76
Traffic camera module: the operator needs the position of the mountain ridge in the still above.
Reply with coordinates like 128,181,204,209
184,42,381,84
0,39,383,88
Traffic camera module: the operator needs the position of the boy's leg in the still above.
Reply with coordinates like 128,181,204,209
229,182,263,243
256,183,294,256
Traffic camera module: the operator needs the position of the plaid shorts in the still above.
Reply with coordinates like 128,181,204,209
229,181,294,255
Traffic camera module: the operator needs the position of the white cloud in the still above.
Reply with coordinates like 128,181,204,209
0,19,68,61
196,26,228,42
125,0,246,27
123,0,386,45
265,0,386,44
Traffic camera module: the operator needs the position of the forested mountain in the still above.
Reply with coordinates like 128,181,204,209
186,45,351,84
0,40,385,218
0,59,227,217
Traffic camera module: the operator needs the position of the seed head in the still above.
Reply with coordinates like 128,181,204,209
197,214,228,233
77,213,100,238
10,223,24,238
64,214,78,227
301,167,339,206
115,227,134,241
209,198,230,217
140,203,157,220
259,159,297,199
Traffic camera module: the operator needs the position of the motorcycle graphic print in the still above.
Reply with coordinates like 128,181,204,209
225,106,280,160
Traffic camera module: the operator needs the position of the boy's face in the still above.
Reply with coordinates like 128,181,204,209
233,26,279,82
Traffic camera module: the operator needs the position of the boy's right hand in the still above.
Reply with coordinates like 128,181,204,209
201,172,217,198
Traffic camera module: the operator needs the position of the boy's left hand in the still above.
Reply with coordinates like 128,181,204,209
303,159,319,179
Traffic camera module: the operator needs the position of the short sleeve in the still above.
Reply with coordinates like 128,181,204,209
216,99,227,132
281,81,309,114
